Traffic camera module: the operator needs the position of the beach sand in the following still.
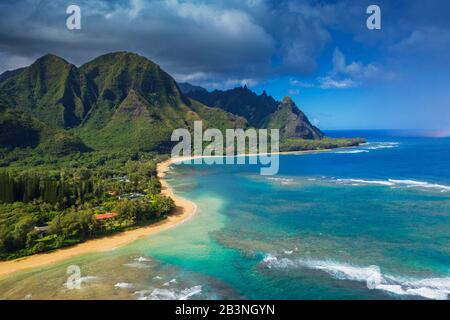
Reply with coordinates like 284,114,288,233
0,157,197,278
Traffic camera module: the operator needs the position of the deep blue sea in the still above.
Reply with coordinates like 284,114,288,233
1,130,449,300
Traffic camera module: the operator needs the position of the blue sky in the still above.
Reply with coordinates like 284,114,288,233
0,0,449,132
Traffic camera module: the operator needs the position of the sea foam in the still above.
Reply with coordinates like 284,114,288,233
134,285,202,300
135,256,152,262
124,257,152,269
332,142,400,154
336,179,396,186
364,142,400,150
334,150,369,154
262,254,450,300
267,177,296,185
333,178,450,192
388,179,450,191
114,282,134,289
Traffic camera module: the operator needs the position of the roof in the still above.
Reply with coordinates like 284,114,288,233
95,212,118,220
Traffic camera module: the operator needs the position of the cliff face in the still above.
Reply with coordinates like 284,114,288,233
0,54,95,128
263,97,324,140
183,85,323,140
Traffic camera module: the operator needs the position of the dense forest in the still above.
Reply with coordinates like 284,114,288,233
0,149,174,260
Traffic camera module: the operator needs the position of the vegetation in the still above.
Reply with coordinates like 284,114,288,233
0,52,246,153
263,97,323,140
184,86,324,139
280,137,366,152
0,149,174,260
0,54,94,128
185,85,279,127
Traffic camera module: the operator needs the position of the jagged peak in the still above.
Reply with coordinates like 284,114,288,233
35,53,70,65
100,51,144,60
281,96,295,105
83,51,159,69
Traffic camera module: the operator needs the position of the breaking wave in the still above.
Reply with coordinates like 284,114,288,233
334,150,369,154
262,254,450,300
332,142,400,154
334,178,450,192
267,177,296,185
336,179,396,186
388,179,450,192
133,285,202,300
163,278,178,286
124,256,153,269
364,142,400,150
135,256,152,262
114,282,134,289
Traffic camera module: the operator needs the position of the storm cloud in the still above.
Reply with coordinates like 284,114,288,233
0,0,449,88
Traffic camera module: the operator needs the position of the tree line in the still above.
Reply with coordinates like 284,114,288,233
0,171,103,206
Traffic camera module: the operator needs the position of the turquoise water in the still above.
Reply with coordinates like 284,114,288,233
1,131,449,300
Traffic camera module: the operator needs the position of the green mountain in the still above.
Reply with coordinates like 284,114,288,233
263,97,323,140
77,52,246,152
0,54,95,128
0,52,246,153
183,84,324,139
185,85,277,127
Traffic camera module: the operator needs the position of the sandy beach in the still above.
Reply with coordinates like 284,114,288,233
0,157,197,278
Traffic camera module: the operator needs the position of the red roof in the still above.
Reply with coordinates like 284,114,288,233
95,212,118,220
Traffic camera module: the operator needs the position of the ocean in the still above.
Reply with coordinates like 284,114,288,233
0,130,449,300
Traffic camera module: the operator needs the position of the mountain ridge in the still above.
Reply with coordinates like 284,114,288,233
1,52,342,153
182,83,324,140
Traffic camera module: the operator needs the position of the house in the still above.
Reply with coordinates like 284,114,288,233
95,212,118,220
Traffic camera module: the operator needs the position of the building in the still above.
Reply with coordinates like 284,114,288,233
95,212,118,220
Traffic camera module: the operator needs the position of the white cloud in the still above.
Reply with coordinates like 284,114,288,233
289,78,314,88
318,48,381,89
288,48,383,90
129,0,145,18
318,77,355,89
174,71,259,90
332,48,379,78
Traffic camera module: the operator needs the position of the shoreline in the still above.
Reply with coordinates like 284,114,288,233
0,157,197,279
0,147,339,279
